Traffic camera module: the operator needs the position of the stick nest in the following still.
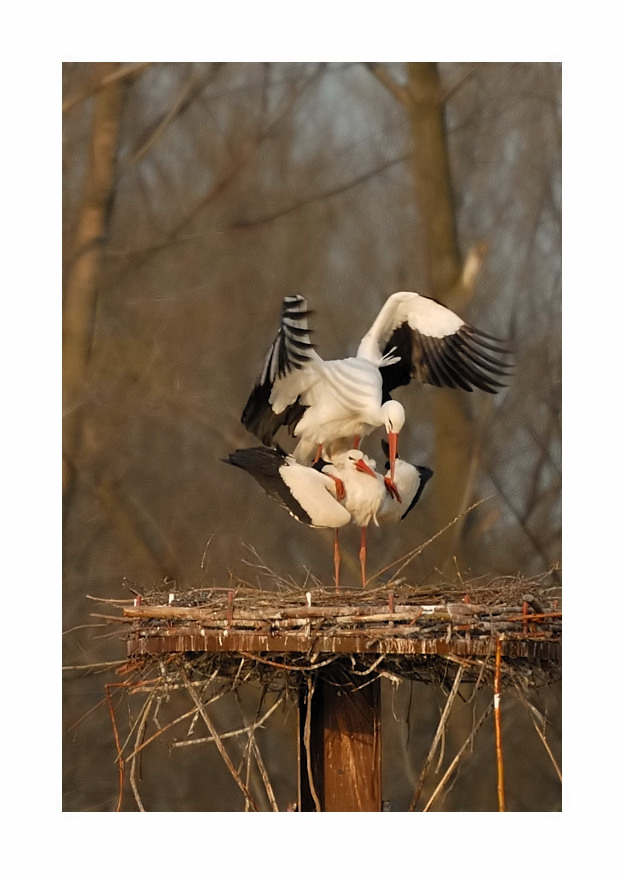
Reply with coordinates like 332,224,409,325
100,570,561,688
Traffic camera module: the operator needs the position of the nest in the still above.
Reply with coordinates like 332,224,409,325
108,572,561,686
87,570,561,812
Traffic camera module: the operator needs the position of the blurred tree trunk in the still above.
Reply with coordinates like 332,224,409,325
408,61,476,574
63,63,124,508
373,62,480,574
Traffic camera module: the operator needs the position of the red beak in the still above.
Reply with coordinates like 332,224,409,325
387,430,398,482
355,458,377,478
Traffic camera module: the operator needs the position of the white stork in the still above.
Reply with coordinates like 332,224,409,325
318,446,433,587
318,448,388,589
241,292,511,487
223,445,383,590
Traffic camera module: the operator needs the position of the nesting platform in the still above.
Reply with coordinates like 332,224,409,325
94,574,561,812
121,578,561,672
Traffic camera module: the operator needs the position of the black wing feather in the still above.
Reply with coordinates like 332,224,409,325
241,382,306,446
222,446,313,525
241,295,314,443
401,466,433,520
381,317,512,397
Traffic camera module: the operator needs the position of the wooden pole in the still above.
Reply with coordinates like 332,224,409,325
298,669,381,812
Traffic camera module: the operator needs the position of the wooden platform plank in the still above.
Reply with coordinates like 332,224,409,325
126,628,561,660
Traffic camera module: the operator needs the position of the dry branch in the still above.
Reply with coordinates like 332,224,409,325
181,670,260,811
304,674,322,813
494,637,506,811
423,701,494,812
408,666,465,810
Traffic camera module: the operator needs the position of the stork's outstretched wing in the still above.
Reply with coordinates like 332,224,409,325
357,292,512,396
241,295,316,445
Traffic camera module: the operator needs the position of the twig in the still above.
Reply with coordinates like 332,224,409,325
494,637,506,811
512,680,562,782
422,701,493,811
239,652,338,673
364,63,411,110
129,692,154,811
170,693,284,749
367,498,490,585
181,670,259,811
304,675,322,812
62,660,127,671
251,735,279,811
86,595,137,604
125,683,234,762
441,63,480,103
104,684,125,812
408,666,465,810
234,689,280,813
62,62,152,113
243,734,253,813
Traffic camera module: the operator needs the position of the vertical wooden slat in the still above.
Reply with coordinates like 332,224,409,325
298,671,381,812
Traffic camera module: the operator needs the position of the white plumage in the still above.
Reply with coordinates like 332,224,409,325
223,442,433,589
222,446,351,530
241,292,510,486
320,449,387,529
318,446,432,587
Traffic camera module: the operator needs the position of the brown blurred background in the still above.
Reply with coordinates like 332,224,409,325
62,62,561,811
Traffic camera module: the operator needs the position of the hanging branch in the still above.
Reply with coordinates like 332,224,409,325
181,670,259,811
304,674,322,812
423,700,494,811
250,734,279,812
494,637,506,811
129,692,154,812
512,679,562,783
105,684,126,812
124,685,232,762
170,692,286,750
234,688,280,812
408,666,465,811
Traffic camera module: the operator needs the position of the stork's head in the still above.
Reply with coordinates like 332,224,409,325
380,400,405,483
342,449,378,479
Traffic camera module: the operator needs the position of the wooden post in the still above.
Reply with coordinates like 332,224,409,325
298,669,381,812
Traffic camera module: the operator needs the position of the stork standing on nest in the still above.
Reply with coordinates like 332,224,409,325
241,292,511,490
223,446,389,590
318,446,433,588
317,448,387,589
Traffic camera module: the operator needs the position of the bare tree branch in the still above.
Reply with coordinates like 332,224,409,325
364,62,411,110
63,62,151,114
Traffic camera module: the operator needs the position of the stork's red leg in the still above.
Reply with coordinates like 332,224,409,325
353,435,361,449
359,527,367,589
334,528,341,592
313,444,323,464
327,473,345,502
